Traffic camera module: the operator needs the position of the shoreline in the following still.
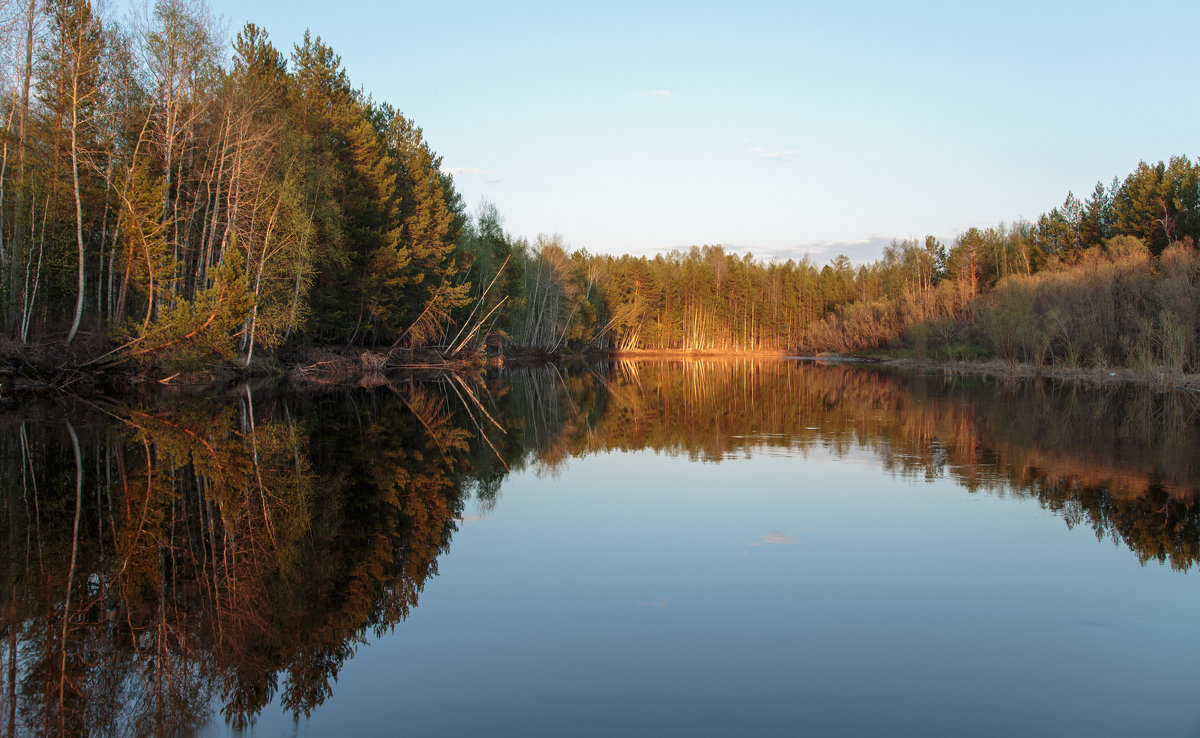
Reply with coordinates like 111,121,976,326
5,338,1200,400
877,356,1200,392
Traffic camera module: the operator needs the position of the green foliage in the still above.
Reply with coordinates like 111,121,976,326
0,10,479,362
1110,157,1200,254
114,156,175,324
375,107,470,341
123,245,252,370
453,200,522,342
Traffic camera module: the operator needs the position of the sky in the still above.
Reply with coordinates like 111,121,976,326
204,0,1199,263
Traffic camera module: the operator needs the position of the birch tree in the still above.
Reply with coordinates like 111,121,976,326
41,0,105,343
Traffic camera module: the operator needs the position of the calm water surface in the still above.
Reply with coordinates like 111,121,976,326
4,360,1200,736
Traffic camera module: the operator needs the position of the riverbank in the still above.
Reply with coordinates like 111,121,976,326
6,335,1200,401
877,356,1200,391
606,348,790,359
0,337,497,399
596,348,1200,392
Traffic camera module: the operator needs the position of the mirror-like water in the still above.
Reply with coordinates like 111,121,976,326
4,360,1200,736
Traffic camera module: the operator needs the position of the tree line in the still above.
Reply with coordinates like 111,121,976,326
2,0,1198,373
482,155,1200,370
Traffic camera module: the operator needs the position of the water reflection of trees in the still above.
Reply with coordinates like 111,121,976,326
500,359,1200,570
4,361,1200,733
0,384,483,735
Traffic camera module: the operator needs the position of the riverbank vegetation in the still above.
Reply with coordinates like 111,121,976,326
488,156,1200,372
0,0,488,375
1,0,1198,381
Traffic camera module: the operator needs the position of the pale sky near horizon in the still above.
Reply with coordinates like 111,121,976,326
204,0,1198,264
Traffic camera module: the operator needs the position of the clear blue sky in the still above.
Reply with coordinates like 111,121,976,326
206,0,1198,263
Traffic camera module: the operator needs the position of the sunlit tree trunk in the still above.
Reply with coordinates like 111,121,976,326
66,80,86,343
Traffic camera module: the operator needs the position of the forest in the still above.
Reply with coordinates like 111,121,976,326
2,0,1199,376
496,158,1200,369
0,0,479,370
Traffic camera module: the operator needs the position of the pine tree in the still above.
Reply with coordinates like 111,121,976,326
387,110,468,344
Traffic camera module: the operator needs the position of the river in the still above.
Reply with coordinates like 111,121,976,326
4,359,1200,736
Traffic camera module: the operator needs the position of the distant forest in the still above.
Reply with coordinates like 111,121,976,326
501,158,1200,369
2,0,1199,372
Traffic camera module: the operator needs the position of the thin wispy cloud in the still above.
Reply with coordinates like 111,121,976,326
745,145,803,162
625,89,673,98
747,530,798,546
441,166,489,176
761,149,801,161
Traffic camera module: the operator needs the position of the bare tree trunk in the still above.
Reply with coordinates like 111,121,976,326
197,113,230,295
66,79,86,344
249,229,278,362
21,194,46,342
96,164,112,322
